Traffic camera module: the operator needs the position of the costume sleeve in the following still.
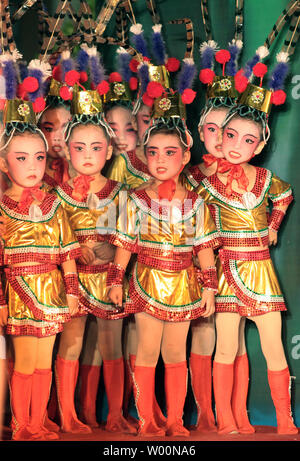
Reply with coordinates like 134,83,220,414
56,204,82,263
108,193,139,252
268,174,293,208
193,199,221,253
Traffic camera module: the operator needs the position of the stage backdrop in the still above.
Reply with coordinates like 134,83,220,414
15,0,300,427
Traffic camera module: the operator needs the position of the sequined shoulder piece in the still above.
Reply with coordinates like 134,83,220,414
202,167,272,210
123,151,151,182
184,164,206,188
0,192,61,222
56,179,125,208
129,189,204,221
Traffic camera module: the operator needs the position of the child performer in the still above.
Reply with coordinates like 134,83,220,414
105,47,152,186
195,55,297,434
54,49,137,435
108,83,221,437
39,78,72,189
186,42,257,433
0,55,81,441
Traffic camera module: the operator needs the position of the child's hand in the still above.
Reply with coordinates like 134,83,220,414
67,295,79,316
268,229,278,246
200,289,215,317
108,286,123,311
0,306,8,327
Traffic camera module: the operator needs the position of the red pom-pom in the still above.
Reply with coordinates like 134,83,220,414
234,70,248,93
181,88,196,104
166,57,180,72
109,72,123,83
79,71,88,83
59,86,72,101
143,57,151,63
271,89,286,106
32,97,46,113
23,76,39,93
253,63,268,78
146,81,164,99
0,99,6,111
65,70,80,87
97,80,110,95
52,65,62,82
215,49,231,64
129,59,139,73
142,93,154,107
17,83,27,100
199,68,215,84
129,76,138,91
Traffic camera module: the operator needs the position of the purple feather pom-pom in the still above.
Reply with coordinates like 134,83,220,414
177,59,196,93
269,61,289,91
3,60,17,100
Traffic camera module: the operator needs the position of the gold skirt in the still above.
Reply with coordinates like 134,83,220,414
78,264,129,320
6,266,69,337
126,261,205,322
215,249,286,316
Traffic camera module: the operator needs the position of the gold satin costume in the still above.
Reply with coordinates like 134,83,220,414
196,167,293,316
55,179,129,319
109,189,221,321
0,192,81,337
106,149,152,189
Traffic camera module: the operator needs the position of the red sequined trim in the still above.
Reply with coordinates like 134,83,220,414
268,209,285,232
215,300,287,317
5,264,57,276
6,321,63,337
219,248,270,261
137,254,192,271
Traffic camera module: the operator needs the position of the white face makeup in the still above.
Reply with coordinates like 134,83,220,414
199,107,229,158
222,117,264,164
145,133,190,182
68,124,112,176
39,106,71,159
2,135,46,188
105,105,137,155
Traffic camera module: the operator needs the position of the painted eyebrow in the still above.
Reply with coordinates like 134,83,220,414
40,121,54,126
14,151,45,155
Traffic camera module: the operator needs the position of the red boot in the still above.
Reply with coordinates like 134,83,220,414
103,357,137,434
164,361,190,437
29,368,59,440
55,355,91,433
189,353,216,432
10,371,35,441
133,365,165,437
79,364,101,428
213,361,238,434
267,367,298,435
232,354,255,434
128,354,165,429
44,380,60,433
123,355,139,429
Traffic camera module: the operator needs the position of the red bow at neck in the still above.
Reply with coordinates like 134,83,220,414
157,164,185,202
17,184,46,212
217,160,249,197
72,175,94,201
202,153,219,168
50,158,70,185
